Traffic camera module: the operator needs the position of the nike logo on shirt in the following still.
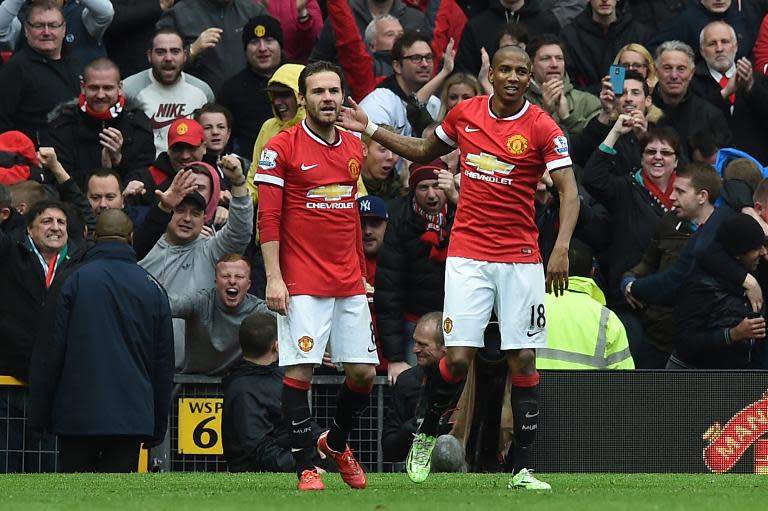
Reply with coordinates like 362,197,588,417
464,125,480,132
301,163,319,171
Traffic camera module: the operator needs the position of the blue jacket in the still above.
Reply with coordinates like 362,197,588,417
29,242,174,443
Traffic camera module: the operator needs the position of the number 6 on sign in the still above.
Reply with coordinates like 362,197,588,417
178,398,224,454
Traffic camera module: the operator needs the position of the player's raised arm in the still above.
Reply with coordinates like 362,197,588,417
337,97,451,163
547,166,580,297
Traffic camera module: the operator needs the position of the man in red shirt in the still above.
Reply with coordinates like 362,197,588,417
338,45,580,490
255,61,377,491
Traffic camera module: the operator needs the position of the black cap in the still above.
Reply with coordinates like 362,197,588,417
716,213,766,257
180,191,207,211
242,15,283,49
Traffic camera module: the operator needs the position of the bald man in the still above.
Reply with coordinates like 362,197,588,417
338,44,580,489
29,208,174,473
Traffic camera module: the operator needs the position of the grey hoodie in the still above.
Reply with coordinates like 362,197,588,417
140,193,253,368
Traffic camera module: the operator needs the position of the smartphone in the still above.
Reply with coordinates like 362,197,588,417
609,64,625,95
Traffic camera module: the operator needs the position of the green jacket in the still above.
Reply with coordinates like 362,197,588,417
526,74,601,138
538,276,634,370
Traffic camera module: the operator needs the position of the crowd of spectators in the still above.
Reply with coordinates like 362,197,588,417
2,0,768,472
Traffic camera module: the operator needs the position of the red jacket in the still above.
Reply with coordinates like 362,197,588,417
431,0,467,75
755,15,768,76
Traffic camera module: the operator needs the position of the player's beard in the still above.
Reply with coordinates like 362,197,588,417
308,102,340,128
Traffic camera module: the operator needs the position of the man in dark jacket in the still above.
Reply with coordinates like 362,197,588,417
28,209,175,472
560,0,653,93
669,213,767,369
652,40,731,161
222,312,325,472
454,0,559,76
44,57,155,189
0,0,80,142
374,160,454,385
691,21,768,165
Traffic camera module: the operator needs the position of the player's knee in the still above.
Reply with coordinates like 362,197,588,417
508,348,536,374
345,363,376,387
445,352,472,378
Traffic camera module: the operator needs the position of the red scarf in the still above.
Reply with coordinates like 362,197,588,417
641,171,676,211
412,197,448,262
78,93,125,121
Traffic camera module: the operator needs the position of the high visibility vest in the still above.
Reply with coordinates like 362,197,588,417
537,276,634,370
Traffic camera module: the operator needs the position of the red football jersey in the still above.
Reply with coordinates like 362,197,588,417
256,121,366,296
436,96,572,263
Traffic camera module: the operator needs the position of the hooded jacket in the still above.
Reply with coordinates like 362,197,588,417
525,74,601,138
246,64,306,205
560,4,652,93
309,0,428,63
454,0,560,76
44,97,155,189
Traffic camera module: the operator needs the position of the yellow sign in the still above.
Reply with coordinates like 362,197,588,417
178,398,223,455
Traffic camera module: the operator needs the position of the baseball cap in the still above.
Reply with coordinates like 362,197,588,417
168,119,204,149
409,159,448,188
357,195,388,220
243,15,283,49
179,191,207,212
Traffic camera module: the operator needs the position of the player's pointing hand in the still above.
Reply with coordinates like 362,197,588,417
336,97,369,133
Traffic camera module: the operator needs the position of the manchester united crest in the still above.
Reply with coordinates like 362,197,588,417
506,134,528,156
176,122,189,135
443,317,453,334
348,158,361,179
298,336,314,353
254,25,266,37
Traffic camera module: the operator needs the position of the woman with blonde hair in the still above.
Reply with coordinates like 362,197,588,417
613,43,658,90
437,73,482,121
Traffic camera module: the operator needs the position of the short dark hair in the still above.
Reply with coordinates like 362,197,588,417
526,33,563,62
497,22,528,48
676,163,721,205
391,30,431,62
688,129,728,161
641,126,680,156
568,238,594,278
623,69,650,96
25,199,67,228
298,61,345,97
83,57,121,82
149,27,185,51
9,180,47,209
418,311,445,348
239,313,277,358
193,102,234,130
86,168,123,192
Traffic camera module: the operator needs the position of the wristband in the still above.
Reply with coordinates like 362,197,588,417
364,120,379,137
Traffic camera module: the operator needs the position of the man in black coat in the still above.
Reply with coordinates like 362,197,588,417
28,209,175,472
691,21,768,165
44,57,155,189
652,40,731,161
0,1,80,142
374,160,455,385
561,0,653,93
669,213,767,369
222,312,326,472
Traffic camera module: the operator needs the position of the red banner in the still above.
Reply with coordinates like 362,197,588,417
703,395,768,473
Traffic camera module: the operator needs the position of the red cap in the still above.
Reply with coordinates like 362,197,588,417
168,119,204,149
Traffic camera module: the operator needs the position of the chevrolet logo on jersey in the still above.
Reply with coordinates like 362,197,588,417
465,153,515,175
306,184,355,209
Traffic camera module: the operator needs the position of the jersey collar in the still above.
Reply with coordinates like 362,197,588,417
302,120,342,147
487,96,530,121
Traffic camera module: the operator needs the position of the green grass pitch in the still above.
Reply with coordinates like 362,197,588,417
1,473,767,511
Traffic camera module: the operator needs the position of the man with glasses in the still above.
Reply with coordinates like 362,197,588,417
124,28,215,155
0,0,79,142
360,31,440,137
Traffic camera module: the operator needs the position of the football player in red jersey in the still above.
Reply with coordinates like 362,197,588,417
338,45,580,490
255,62,377,491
